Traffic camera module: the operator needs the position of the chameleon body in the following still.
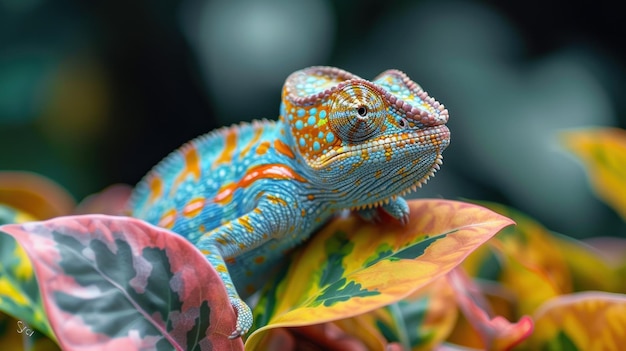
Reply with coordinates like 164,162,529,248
129,66,450,338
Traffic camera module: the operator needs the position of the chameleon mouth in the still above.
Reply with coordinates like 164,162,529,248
351,152,445,211
342,125,450,211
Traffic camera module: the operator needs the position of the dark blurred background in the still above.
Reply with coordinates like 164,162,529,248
1,0,625,238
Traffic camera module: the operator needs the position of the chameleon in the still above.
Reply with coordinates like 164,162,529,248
129,66,451,338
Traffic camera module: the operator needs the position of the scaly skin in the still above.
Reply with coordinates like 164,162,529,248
129,66,451,338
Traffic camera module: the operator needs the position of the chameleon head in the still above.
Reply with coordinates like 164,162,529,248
280,66,450,207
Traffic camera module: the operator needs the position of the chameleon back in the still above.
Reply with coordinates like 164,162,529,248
129,120,288,242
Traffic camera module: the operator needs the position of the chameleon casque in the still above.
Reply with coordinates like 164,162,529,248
129,66,451,338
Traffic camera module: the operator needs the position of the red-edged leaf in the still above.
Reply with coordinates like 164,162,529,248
0,215,243,351
448,269,533,351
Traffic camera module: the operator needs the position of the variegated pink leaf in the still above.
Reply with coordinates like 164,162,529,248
0,215,243,351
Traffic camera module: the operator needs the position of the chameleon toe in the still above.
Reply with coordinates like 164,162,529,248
228,296,252,339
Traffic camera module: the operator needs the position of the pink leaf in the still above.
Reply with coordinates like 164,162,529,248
0,215,243,351
448,269,533,351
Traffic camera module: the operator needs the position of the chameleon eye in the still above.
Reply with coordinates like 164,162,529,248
357,106,368,117
398,117,409,128
329,83,385,142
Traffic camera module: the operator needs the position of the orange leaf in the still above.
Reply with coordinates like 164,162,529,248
0,171,75,220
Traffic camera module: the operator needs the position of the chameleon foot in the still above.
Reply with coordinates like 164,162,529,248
228,297,253,339
382,197,410,225
358,198,410,225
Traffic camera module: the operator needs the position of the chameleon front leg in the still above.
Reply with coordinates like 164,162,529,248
357,197,410,225
198,239,252,339
196,195,296,338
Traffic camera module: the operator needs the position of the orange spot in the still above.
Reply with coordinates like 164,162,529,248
246,285,256,295
157,209,176,229
266,194,288,206
214,164,307,204
385,145,393,161
254,256,265,264
274,139,295,159
256,141,271,155
214,129,238,167
307,194,315,200
225,257,236,265
183,147,201,180
240,127,264,158
213,186,234,204
172,146,202,193
148,177,163,203
199,224,206,233
182,197,205,218
216,264,228,273
301,209,306,217
238,216,254,232
374,170,383,179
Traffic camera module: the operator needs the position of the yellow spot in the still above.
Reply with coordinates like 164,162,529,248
13,245,32,280
266,194,288,206
0,279,28,305
238,216,254,233
201,249,211,255
216,264,228,273
148,177,163,203
216,237,227,245
374,170,383,179
239,127,263,158
256,141,271,155
214,129,238,166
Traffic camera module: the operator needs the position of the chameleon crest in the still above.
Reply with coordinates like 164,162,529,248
129,66,450,338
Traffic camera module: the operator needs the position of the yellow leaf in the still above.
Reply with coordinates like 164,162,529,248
246,199,514,349
562,128,626,220
526,292,626,351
